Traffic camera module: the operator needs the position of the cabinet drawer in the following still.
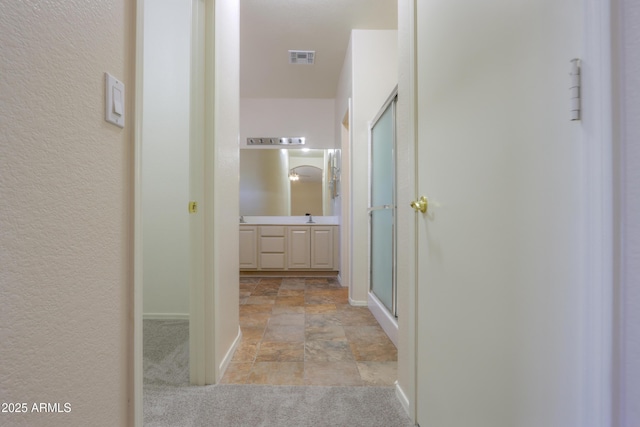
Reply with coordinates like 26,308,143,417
260,253,285,269
260,226,285,237
260,236,285,253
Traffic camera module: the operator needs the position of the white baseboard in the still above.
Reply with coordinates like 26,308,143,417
368,292,398,347
395,381,411,419
218,326,242,382
348,297,368,306
143,313,189,320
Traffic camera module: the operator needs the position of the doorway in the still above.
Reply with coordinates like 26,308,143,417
135,0,241,423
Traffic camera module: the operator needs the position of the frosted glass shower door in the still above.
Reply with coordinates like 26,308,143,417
369,93,397,316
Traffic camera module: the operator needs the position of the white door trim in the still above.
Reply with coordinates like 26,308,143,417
133,0,145,425
580,0,615,425
395,0,418,421
340,101,352,291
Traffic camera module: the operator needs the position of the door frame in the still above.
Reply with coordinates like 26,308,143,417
133,2,144,425
399,0,615,424
579,0,615,424
340,100,353,297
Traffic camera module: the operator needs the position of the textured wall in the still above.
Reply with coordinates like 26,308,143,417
617,0,640,424
0,1,133,426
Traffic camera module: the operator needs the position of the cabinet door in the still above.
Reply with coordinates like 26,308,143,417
239,226,258,269
287,226,310,269
311,226,334,269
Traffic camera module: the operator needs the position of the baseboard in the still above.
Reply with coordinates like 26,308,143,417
395,381,411,419
368,292,398,347
348,297,368,307
218,326,242,382
143,313,189,320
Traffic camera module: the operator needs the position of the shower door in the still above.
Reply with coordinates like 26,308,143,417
368,90,397,317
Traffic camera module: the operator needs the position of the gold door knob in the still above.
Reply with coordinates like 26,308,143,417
410,196,428,213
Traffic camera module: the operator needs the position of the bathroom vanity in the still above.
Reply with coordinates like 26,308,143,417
239,219,338,273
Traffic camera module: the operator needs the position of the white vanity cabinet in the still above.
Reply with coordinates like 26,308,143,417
240,224,338,272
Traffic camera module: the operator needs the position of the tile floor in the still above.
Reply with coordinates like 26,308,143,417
221,277,398,386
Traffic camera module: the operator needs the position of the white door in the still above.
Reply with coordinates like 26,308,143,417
414,1,585,425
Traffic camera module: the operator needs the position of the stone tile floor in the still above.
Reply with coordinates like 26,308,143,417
221,277,398,386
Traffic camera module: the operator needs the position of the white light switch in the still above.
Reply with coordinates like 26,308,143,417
113,87,123,115
105,72,125,128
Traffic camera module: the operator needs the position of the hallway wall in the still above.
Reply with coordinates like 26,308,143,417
0,1,134,425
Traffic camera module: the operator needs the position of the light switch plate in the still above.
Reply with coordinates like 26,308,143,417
105,72,125,128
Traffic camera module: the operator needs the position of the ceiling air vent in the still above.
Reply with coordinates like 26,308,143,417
289,50,315,65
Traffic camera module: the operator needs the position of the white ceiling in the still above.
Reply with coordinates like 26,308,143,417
240,0,398,99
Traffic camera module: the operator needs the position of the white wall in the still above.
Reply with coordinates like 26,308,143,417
349,30,398,304
241,98,336,149
616,0,640,424
289,156,324,171
0,0,133,425
142,0,191,317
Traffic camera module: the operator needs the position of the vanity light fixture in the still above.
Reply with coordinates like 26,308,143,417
289,171,300,181
247,137,306,146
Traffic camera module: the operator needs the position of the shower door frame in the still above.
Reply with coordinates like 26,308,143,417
368,87,399,318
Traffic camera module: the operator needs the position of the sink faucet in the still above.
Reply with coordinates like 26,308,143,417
306,215,314,224
239,215,246,223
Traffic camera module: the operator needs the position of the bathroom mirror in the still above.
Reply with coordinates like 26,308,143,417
240,148,339,216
